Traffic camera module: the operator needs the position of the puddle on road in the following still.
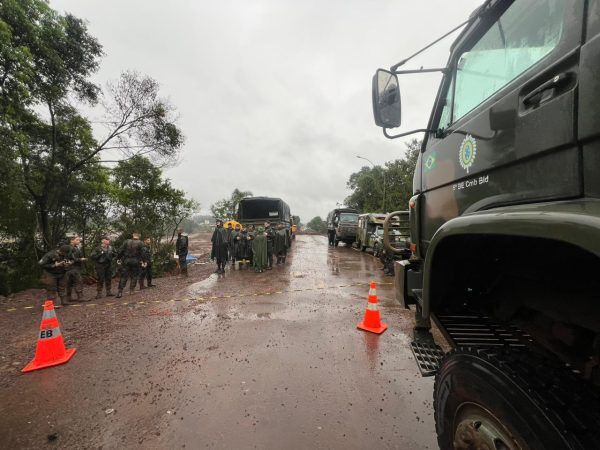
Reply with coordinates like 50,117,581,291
187,273,219,296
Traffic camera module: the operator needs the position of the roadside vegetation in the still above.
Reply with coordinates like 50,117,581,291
344,139,420,213
0,0,196,294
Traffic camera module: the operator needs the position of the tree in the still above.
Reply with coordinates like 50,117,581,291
306,216,327,234
345,139,421,212
0,0,188,294
210,188,253,221
0,1,184,250
111,155,198,244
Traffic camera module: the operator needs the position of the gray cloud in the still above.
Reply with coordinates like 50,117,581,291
52,0,483,221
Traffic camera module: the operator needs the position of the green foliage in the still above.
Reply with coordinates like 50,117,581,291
345,139,420,213
210,188,253,221
111,155,199,243
306,216,327,234
0,0,190,294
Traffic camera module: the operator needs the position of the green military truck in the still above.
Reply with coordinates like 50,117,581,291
326,208,359,247
372,0,600,448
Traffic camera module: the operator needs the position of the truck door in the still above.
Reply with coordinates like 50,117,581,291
419,0,584,248
581,0,600,197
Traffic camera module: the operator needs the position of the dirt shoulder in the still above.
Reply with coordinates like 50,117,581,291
0,233,214,389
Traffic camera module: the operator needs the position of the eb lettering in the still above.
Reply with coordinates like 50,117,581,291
40,329,54,339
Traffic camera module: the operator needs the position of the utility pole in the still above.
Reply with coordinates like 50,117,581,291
356,155,386,212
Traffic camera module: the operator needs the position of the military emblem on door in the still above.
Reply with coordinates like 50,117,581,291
459,135,477,173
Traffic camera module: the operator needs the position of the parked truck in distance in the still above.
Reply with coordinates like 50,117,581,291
326,208,359,247
372,0,600,448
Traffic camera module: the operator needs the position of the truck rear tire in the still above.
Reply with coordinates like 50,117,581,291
433,347,600,450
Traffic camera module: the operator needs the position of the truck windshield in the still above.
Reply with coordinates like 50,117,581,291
339,214,358,223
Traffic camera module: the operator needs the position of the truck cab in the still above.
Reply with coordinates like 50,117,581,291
372,0,600,448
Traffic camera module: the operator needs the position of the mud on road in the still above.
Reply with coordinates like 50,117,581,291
0,234,438,449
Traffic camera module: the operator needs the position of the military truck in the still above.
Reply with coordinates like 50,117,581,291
326,208,359,247
356,213,407,254
237,197,292,239
372,0,600,448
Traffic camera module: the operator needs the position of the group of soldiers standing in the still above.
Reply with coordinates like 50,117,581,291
38,228,190,307
211,220,290,273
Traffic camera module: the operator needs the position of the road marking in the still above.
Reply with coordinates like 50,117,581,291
3,281,392,312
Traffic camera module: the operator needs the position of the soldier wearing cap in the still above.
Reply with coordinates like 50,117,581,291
38,244,73,306
91,235,115,298
65,235,88,302
116,232,145,298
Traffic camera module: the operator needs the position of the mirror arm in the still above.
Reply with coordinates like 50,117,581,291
391,67,449,75
383,128,435,140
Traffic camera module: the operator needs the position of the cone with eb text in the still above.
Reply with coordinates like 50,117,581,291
357,281,388,334
22,300,76,373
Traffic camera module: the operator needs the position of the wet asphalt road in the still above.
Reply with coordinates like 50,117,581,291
1,234,437,449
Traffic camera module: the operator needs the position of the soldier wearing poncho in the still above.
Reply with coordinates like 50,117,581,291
274,223,290,264
252,226,268,273
246,225,256,264
211,220,229,273
229,224,241,267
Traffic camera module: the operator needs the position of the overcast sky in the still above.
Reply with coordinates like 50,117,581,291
52,0,482,222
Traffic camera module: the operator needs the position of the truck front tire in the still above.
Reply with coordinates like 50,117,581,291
433,347,600,450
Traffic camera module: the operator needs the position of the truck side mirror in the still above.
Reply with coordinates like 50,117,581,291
372,69,401,128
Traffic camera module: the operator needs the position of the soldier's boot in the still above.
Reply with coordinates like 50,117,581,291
116,290,123,299
106,281,114,296
139,279,146,290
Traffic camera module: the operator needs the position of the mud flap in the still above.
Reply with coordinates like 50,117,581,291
410,341,444,377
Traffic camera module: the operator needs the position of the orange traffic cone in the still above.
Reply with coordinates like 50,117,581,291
357,281,388,334
22,300,76,373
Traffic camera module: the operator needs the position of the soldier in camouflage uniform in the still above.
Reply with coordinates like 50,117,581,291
264,221,275,270
90,236,115,299
39,244,73,306
274,223,290,264
116,232,144,298
140,237,156,289
65,235,88,302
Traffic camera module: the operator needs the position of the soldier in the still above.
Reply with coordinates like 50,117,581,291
247,225,256,265
176,228,189,277
237,226,249,268
116,232,145,298
264,221,275,270
90,236,115,299
140,237,156,289
65,235,88,302
274,223,290,264
38,244,73,306
211,220,229,274
229,223,241,268
251,226,268,273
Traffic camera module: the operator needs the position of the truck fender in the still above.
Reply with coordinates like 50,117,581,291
421,199,600,317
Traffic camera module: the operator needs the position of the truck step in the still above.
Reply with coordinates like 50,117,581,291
410,341,444,377
435,313,533,349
